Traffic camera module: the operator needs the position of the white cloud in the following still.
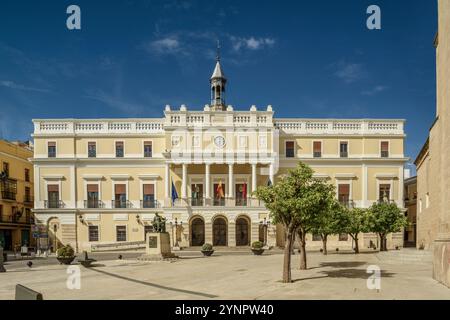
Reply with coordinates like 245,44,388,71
0,80,50,93
361,85,388,96
146,37,182,55
230,36,276,52
334,61,365,83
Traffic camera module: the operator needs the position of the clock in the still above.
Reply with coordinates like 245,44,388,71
214,136,226,148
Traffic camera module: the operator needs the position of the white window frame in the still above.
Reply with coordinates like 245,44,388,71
380,140,390,158
114,140,125,158
88,224,100,242
285,140,295,158
338,140,349,158
312,140,323,158
115,224,128,242
142,140,153,158
87,140,97,158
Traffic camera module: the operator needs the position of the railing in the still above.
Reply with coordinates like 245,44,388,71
44,200,65,209
340,152,348,158
375,199,396,205
0,215,33,224
172,197,265,208
112,200,132,209
33,119,165,135
140,200,160,209
235,197,248,206
84,200,105,209
190,198,204,207
275,119,404,135
1,191,16,201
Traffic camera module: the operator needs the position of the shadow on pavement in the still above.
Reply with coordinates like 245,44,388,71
319,268,395,279
89,267,218,298
319,261,367,268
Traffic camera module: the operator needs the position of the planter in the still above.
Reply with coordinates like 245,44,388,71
251,248,264,255
57,256,76,265
201,250,214,257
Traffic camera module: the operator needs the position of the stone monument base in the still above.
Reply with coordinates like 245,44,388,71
138,232,178,262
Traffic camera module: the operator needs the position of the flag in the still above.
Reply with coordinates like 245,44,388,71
216,180,224,198
171,180,179,205
242,183,247,198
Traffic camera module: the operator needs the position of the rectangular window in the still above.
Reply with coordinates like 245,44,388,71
0,205,3,222
114,184,126,208
115,141,124,158
143,141,152,158
48,142,56,158
235,183,248,206
191,184,203,206
2,162,9,177
379,184,391,201
313,141,322,158
88,225,99,242
25,168,30,182
25,187,31,203
47,184,59,208
116,226,127,242
338,184,350,204
88,142,96,158
143,184,155,208
339,233,349,241
285,141,295,158
381,141,389,158
340,142,348,158
87,184,99,208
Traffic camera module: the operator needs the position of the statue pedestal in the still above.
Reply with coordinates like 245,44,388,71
138,232,178,261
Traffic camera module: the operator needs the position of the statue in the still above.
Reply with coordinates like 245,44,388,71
152,213,167,233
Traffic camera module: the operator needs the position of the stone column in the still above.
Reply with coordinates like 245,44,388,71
205,163,211,203
181,163,187,199
228,164,234,198
251,163,257,193
165,163,170,201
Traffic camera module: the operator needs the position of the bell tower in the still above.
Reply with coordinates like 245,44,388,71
210,41,227,111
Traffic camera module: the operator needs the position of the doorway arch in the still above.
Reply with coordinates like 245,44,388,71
235,216,250,246
213,216,227,246
190,217,205,246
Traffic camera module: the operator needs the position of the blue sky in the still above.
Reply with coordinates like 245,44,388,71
0,0,438,169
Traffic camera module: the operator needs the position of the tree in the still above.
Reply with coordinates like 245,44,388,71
342,207,370,254
255,162,333,281
310,197,345,255
367,202,407,251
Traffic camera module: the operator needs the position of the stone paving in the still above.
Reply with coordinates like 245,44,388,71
0,249,448,300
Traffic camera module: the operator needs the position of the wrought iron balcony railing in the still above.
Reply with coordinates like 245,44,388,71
1,191,16,201
140,200,160,209
44,200,65,209
235,197,248,206
84,200,105,209
0,215,33,224
112,200,131,209
24,195,34,204
189,198,204,207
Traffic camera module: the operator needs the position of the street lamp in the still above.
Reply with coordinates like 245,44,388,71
260,218,271,248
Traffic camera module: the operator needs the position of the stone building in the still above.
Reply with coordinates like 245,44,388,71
404,176,417,247
31,55,407,253
0,139,34,251
415,0,450,287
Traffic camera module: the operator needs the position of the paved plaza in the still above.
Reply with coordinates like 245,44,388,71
0,249,449,300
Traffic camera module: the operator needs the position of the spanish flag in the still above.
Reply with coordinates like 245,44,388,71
216,180,225,198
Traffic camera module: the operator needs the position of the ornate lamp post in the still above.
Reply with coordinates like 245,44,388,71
260,218,271,248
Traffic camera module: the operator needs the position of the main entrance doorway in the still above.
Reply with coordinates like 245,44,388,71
191,217,205,246
213,217,227,246
235,217,250,246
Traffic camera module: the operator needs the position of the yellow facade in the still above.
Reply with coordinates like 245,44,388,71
0,140,34,251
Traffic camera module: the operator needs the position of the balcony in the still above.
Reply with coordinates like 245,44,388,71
112,200,132,209
1,191,16,201
235,197,248,206
84,200,105,209
140,200,160,209
173,197,265,208
44,200,65,209
313,152,322,158
189,198,204,207
340,151,348,158
0,215,33,225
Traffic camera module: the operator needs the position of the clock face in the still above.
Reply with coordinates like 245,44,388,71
214,136,226,148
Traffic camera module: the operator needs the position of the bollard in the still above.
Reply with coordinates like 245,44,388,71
15,284,43,300
0,247,6,273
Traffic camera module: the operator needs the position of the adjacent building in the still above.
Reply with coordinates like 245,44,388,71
404,175,417,247
31,56,408,253
0,140,34,251
415,0,450,288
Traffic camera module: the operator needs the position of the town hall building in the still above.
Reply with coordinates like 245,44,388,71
31,55,408,252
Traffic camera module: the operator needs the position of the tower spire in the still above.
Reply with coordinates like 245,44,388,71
210,40,227,111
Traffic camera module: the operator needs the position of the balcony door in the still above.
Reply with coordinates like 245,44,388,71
338,184,350,204
213,182,226,206
47,184,59,208
235,183,247,206
87,184,99,208
114,184,126,208
143,184,155,208
191,184,203,206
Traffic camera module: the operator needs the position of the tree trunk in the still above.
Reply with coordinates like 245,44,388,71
354,235,359,254
298,229,307,270
321,234,328,255
282,228,294,283
379,234,387,251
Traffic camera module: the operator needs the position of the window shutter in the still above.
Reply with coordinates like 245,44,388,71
381,141,389,151
143,184,154,195
286,141,294,149
313,141,321,152
338,184,350,195
87,184,99,193
48,142,56,147
47,184,59,192
114,184,126,194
